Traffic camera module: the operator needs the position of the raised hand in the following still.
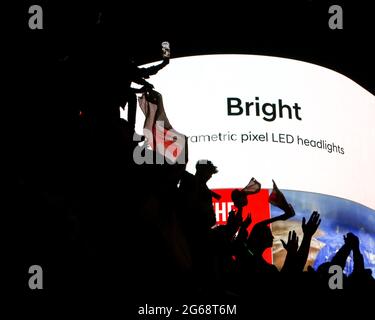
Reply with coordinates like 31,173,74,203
344,232,360,250
281,230,299,254
302,211,321,238
344,232,365,273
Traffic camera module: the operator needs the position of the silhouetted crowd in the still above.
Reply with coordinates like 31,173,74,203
11,34,374,315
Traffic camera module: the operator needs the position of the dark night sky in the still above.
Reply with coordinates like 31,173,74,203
17,1,375,94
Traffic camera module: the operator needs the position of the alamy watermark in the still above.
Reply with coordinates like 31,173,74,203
28,5,43,30
328,5,343,30
328,264,343,290
133,121,187,165
28,265,43,290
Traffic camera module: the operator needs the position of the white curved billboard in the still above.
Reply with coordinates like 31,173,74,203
132,55,375,272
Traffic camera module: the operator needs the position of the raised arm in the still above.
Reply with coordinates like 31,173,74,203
256,203,296,227
138,58,170,78
130,58,169,89
280,230,299,272
330,234,353,270
295,211,321,271
345,232,364,273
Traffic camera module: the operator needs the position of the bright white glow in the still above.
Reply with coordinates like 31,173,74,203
135,55,375,210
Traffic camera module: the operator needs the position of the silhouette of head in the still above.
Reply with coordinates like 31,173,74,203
195,160,218,183
231,189,248,208
247,224,274,253
316,262,331,275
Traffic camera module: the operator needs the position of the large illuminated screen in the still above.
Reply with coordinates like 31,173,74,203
133,55,375,273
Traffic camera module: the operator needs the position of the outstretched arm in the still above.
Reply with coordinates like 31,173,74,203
131,77,155,89
345,232,364,273
295,211,321,272
281,230,299,272
279,212,320,272
256,203,296,227
131,59,169,89
330,234,352,270
139,58,170,78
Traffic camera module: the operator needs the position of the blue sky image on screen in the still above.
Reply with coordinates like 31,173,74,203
270,190,375,275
